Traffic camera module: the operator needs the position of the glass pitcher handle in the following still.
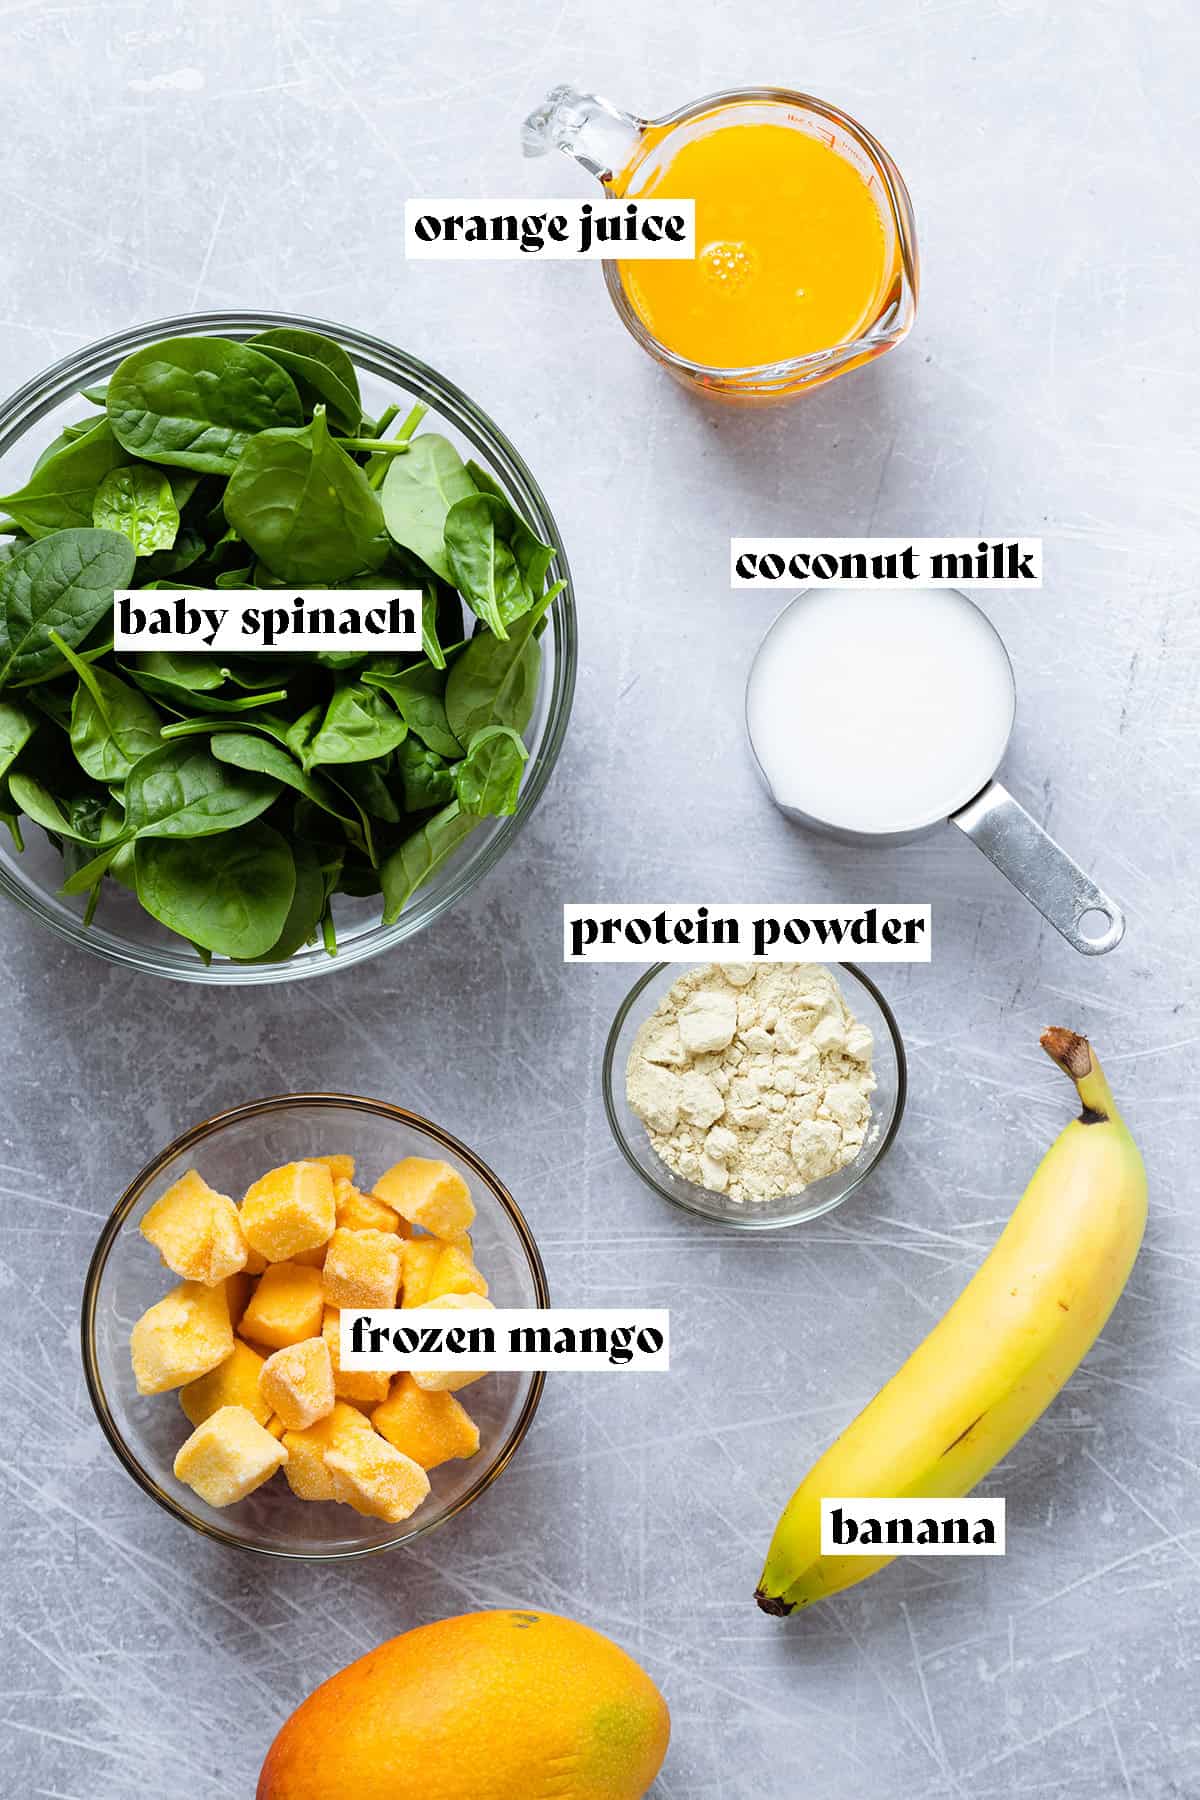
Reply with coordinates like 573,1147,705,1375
950,779,1125,955
522,84,645,182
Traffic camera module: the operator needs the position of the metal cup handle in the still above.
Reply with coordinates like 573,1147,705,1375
949,780,1125,955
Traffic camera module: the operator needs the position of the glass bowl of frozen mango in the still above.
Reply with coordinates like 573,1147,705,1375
81,1095,548,1558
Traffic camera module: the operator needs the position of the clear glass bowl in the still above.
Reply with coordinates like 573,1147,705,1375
0,310,576,982
602,963,907,1228
81,1094,549,1560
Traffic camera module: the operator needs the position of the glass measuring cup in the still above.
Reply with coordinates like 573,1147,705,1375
523,84,918,401
745,588,1125,955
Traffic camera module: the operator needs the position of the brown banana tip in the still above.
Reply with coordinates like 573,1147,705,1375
1040,1027,1094,1083
755,1588,794,1617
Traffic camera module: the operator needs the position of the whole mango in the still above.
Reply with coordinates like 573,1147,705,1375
256,1608,670,1800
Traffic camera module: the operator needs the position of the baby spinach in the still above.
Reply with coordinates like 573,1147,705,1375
396,738,455,812
0,699,36,779
380,802,478,925
454,724,528,817
135,822,295,958
61,647,163,783
106,337,303,473
6,771,101,841
0,326,565,960
210,730,358,829
444,581,558,744
249,328,362,434
238,834,325,962
0,528,135,689
381,433,477,581
122,740,280,839
224,407,387,584
303,682,408,768
363,658,461,759
92,465,179,555
0,421,130,538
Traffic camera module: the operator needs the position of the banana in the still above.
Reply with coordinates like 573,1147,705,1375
755,1028,1146,1616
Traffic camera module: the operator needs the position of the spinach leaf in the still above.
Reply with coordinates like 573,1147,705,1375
380,801,478,925
224,407,388,583
381,433,476,582
443,581,558,745
0,529,136,689
237,834,325,962
363,658,461,759
0,699,36,779
249,328,362,433
129,653,287,715
7,771,102,841
128,650,226,696
396,737,455,812
454,724,528,816
135,524,207,581
0,421,131,538
106,336,303,473
304,682,407,768
210,730,357,826
135,821,295,958
65,654,163,783
122,741,281,839
330,760,400,826
465,459,556,593
443,494,522,638
93,465,180,555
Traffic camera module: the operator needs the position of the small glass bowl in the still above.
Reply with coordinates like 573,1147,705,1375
0,310,576,982
81,1094,549,1559
602,963,906,1228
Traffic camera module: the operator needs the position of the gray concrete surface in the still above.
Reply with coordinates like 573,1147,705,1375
1,2,1197,1795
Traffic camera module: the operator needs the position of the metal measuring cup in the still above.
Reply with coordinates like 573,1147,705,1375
745,589,1125,955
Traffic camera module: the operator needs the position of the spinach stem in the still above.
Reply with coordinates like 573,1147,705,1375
337,436,412,457
366,403,400,439
365,403,428,488
321,906,338,956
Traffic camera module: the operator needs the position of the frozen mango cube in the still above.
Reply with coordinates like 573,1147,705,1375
429,1240,489,1301
244,1247,269,1275
173,1405,286,1507
181,1338,269,1429
265,1414,287,1440
282,1400,373,1502
259,1337,335,1432
239,1262,325,1350
313,1153,355,1184
322,1227,403,1310
140,1170,248,1287
372,1157,475,1240
410,1293,495,1393
322,1306,391,1404
325,1430,430,1523
240,1160,335,1262
130,1280,234,1395
372,1374,480,1470
334,1178,407,1237
399,1237,442,1309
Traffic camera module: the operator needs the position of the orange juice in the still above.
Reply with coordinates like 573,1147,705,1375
616,121,893,369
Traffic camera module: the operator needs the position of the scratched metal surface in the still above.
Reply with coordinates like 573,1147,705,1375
0,4,1196,1796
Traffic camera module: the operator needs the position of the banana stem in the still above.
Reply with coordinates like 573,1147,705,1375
1041,1028,1119,1126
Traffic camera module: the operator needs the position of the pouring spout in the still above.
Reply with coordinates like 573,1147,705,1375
521,84,644,183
